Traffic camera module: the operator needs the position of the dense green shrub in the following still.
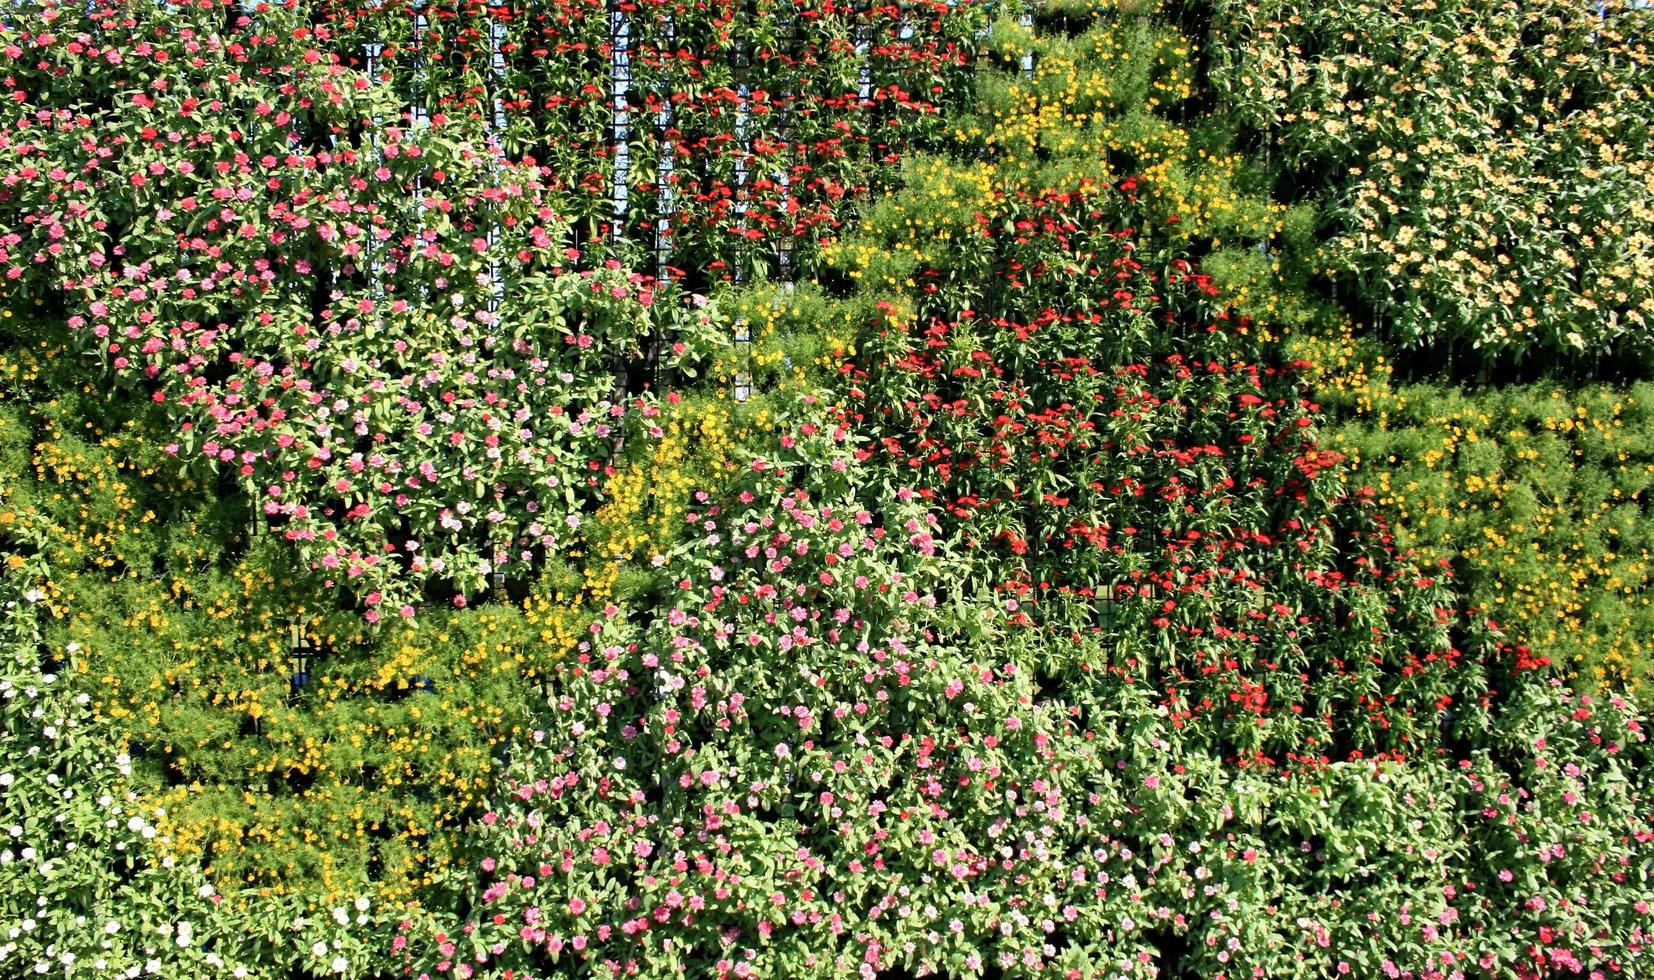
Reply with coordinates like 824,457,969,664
1210,0,1654,368
0,0,737,612
0,315,612,904
1322,378,1654,693
3,0,1653,977
811,150,1500,764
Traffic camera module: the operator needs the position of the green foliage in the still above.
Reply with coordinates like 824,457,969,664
1326,380,1654,693
3,0,1654,977
1211,0,1654,368
0,0,729,613
0,314,600,907
0,521,262,978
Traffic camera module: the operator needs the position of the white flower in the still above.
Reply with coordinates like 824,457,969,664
311,941,328,958
197,884,215,898
104,921,120,935
332,907,350,926
354,896,370,912
331,956,349,974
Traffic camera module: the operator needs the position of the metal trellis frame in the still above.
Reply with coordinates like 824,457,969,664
731,0,754,402
654,14,677,282
610,0,633,248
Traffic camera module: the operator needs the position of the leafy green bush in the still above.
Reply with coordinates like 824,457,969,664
0,315,605,905
1322,379,1654,693
3,0,1652,977
0,0,725,613
1211,0,1654,368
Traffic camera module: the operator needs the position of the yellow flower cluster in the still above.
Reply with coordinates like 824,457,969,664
1300,324,1654,691
962,14,1278,242
0,323,608,907
1213,0,1654,356
80,563,599,905
590,395,757,568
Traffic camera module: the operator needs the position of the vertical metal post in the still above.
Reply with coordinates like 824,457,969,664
731,0,754,402
410,0,432,133
774,7,800,283
488,15,511,592
406,0,432,288
853,0,876,199
490,18,508,134
610,0,633,248
603,0,634,401
1019,5,1035,79
246,474,265,542
288,620,313,703
655,15,677,283
486,16,507,323
365,5,387,298
855,4,873,104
